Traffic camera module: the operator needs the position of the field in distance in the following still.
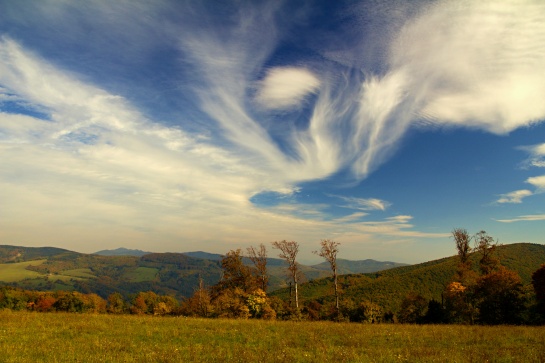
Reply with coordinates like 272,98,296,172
1,310,544,362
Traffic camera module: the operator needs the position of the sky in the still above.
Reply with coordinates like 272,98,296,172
1,0,544,264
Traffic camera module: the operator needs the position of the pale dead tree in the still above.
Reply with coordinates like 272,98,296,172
272,240,301,310
314,239,341,313
247,243,269,292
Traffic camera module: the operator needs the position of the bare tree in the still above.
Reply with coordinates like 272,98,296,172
247,243,269,292
314,239,341,314
272,240,302,310
474,230,500,274
452,228,472,264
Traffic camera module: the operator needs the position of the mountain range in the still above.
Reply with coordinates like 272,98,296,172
0,245,407,299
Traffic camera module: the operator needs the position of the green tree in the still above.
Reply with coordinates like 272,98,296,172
54,291,85,313
107,292,127,314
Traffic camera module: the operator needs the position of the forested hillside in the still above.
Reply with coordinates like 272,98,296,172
0,245,405,299
273,243,545,314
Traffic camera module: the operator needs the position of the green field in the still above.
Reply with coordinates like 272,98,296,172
0,260,46,282
123,266,159,282
0,310,544,362
60,268,96,279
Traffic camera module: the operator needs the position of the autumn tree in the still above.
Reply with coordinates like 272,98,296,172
398,293,428,324
272,240,302,310
247,244,269,292
213,249,255,295
474,266,525,325
314,239,341,314
447,229,523,325
181,278,214,317
107,292,127,314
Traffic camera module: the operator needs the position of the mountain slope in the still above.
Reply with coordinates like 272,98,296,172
272,243,545,314
0,245,409,299
0,245,75,263
310,259,408,274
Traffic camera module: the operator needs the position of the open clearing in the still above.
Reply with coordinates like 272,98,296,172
1,311,544,362
0,260,46,282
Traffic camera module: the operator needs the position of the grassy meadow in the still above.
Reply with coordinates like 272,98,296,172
0,260,46,282
1,310,544,362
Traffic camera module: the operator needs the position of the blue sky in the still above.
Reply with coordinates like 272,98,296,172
0,0,544,264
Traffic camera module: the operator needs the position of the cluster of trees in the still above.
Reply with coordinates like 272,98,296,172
0,287,180,315
394,229,545,325
2,233,545,325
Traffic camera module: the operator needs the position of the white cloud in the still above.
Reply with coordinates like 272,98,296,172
334,195,391,211
496,214,545,223
0,36,446,259
527,175,545,190
391,1,545,134
332,212,368,224
525,143,545,168
255,67,321,109
496,190,533,204
3,1,545,259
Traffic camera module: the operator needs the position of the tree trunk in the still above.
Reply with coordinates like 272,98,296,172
334,268,339,312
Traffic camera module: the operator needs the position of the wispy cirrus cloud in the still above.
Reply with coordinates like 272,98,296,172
330,195,391,211
2,0,545,259
496,214,545,223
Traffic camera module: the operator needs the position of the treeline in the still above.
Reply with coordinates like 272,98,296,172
2,234,545,325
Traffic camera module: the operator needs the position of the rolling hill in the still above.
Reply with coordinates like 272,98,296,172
0,245,406,299
271,243,545,314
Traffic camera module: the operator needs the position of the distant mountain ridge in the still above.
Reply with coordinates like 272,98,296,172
94,247,153,257
0,244,410,298
2,243,543,311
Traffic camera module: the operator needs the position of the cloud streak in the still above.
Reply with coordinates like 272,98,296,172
496,215,545,223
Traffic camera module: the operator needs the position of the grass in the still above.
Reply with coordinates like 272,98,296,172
0,311,544,362
122,267,159,282
0,260,46,282
59,268,96,279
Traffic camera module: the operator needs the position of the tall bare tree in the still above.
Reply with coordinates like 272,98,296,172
474,230,500,274
247,243,269,292
314,239,341,314
272,240,302,310
452,228,472,264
